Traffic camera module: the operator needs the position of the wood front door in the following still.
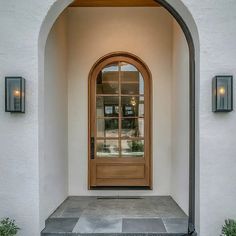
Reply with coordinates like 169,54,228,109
89,52,152,188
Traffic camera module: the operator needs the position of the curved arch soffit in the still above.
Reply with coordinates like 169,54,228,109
38,0,199,233
38,0,199,59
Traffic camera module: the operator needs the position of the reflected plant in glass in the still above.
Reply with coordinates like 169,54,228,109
128,140,144,152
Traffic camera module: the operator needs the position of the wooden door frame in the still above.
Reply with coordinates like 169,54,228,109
88,52,152,189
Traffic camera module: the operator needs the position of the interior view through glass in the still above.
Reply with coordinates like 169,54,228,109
96,62,145,158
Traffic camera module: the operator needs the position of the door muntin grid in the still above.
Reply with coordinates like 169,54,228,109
95,62,145,158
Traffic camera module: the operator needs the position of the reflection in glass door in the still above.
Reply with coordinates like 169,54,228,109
96,62,145,158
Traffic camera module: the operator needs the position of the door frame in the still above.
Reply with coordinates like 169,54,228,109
88,52,153,189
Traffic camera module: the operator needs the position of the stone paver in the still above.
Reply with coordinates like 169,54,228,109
42,196,188,235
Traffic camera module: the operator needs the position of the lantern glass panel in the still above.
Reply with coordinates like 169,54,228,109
212,76,233,112
5,77,25,113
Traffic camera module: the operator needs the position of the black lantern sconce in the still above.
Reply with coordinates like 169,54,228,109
5,77,25,113
212,75,233,112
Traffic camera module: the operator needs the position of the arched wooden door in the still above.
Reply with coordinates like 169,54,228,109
89,52,152,188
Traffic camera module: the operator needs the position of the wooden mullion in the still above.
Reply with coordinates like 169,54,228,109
96,116,119,119
121,94,144,96
96,94,119,97
119,155,144,159
118,61,122,158
96,137,120,140
120,116,144,119
99,81,119,84
96,116,144,119
96,136,145,141
120,137,145,140
120,81,139,84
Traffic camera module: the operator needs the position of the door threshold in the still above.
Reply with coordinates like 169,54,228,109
90,186,152,190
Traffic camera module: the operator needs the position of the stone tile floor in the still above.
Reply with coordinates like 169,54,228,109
41,196,188,235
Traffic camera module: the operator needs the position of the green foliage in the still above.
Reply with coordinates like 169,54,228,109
222,219,236,236
0,218,20,236
128,140,144,152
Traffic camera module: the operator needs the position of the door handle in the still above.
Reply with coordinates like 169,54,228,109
90,137,95,159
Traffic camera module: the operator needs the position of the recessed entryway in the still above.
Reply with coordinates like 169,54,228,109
40,0,198,234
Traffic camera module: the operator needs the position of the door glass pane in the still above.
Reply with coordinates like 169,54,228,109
96,139,119,158
121,118,144,138
120,62,144,95
97,119,119,138
96,63,119,94
121,140,144,157
94,60,147,160
96,96,119,117
121,96,144,117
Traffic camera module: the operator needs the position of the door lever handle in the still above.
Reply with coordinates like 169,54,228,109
90,137,95,159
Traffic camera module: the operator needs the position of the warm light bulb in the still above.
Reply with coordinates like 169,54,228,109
14,90,20,97
130,97,136,106
219,87,226,95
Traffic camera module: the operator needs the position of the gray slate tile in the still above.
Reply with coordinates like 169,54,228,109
42,196,188,235
163,218,188,233
42,218,79,233
122,218,167,233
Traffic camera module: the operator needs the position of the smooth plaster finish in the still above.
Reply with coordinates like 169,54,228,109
189,1,236,235
42,196,188,234
171,20,189,214
40,11,69,229
67,7,173,197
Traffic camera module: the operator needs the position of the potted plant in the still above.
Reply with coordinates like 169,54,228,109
221,219,236,236
0,218,20,236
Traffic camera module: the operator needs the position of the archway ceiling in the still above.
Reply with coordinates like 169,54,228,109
70,0,161,7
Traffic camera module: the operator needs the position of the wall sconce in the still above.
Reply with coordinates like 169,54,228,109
212,75,233,112
5,77,25,113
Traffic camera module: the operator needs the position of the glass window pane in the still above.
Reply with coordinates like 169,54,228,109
120,62,144,95
6,78,21,111
97,119,119,138
96,139,119,158
121,118,144,138
121,140,144,157
96,63,119,94
96,96,119,117
121,96,144,117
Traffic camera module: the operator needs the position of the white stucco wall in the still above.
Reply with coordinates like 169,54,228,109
186,1,236,235
171,20,189,214
39,11,68,229
67,7,173,196
0,1,51,235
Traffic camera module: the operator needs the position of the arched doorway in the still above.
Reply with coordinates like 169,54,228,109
88,52,152,188
38,0,199,234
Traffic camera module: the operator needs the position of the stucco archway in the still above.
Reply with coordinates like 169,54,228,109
38,0,200,234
